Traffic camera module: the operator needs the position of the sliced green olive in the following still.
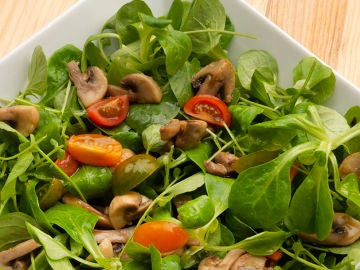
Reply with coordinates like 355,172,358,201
231,150,278,173
112,154,160,195
36,178,64,210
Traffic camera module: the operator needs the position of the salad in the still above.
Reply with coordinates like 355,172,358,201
1,0,360,269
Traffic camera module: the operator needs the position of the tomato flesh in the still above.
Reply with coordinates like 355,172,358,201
67,134,122,167
86,96,129,127
55,151,80,176
183,94,231,127
133,221,189,253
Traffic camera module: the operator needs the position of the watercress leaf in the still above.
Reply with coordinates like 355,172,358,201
125,241,151,262
250,66,278,107
344,105,360,126
219,15,235,49
0,121,27,145
287,150,334,240
293,57,335,103
140,13,172,29
142,124,168,153
69,165,112,200
24,45,48,97
167,0,184,30
45,203,104,259
229,104,264,134
238,231,291,256
237,49,278,91
169,58,200,107
0,212,38,251
181,0,226,54
115,0,153,45
158,29,192,75
185,142,213,172
336,173,360,207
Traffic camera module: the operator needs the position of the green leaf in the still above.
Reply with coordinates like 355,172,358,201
181,0,226,54
158,30,192,75
24,46,48,97
237,49,278,91
229,104,264,134
287,150,334,240
336,173,360,207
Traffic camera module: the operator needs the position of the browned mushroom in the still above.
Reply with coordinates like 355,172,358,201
66,61,108,107
0,105,39,137
192,59,235,104
198,249,272,270
108,73,162,103
175,120,208,150
62,192,112,228
160,119,181,141
299,212,360,246
93,227,135,244
204,152,238,177
339,152,360,179
0,239,41,270
108,191,152,229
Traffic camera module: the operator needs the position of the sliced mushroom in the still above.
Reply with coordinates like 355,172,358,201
204,152,238,177
66,61,108,107
0,239,41,270
192,59,235,104
175,120,208,150
0,105,39,137
160,119,181,141
93,227,134,244
198,249,271,270
108,73,162,103
62,193,112,229
339,152,360,179
108,191,152,229
299,212,360,246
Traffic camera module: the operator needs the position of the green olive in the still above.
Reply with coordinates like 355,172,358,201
112,154,160,195
37,178,64,210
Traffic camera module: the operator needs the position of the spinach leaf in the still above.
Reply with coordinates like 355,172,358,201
237,49,278,91
229,104,264,134
0,212,37,251
24,46,48,97
185,142,213,172
181,0,226,54
287,149,334,240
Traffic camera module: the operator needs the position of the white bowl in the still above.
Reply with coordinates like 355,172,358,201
1,0,360,115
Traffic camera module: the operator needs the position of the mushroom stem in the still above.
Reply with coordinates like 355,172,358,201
0,105,39,137
0,239,41,270
62,193,112,229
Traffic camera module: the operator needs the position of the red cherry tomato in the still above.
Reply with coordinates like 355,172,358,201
86,96,129,127
290,161,301,182
55,152,80,176
183,94,231,127
266,250,283,262
133,221,189,253
67,134,122,167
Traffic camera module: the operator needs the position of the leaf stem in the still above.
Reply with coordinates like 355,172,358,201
279,247,329,270
184,29,258,40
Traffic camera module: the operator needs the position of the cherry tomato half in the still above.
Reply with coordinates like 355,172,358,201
55,151,80,176
133,221,189,253
86,96,129,127
67,134,122,167
183,94,231,127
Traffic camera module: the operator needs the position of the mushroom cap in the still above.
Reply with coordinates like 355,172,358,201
108,191,151,229
109,73,162,104
0,105,39,137
175,120,208,150
66,61,108,107
192,59,235,104
339,152,360,179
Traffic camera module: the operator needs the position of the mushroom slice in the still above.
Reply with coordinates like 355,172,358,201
339,152,360,179
204,152,238,177
231,253,269,270
192,59,235,104
0,239,41,270
66,60,108,108
299,212,360,246
108,191,152,229
93,227,134,244
108,73,162,104
62,193,112,228
175,120,208,150
0,105,39,137
198,249,246,269
160,119,181,141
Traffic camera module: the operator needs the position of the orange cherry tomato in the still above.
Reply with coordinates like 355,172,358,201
86,96,129,127
133,221,189,253
55,151,80,176
67,134,122,167
266,250,283,262
290,161,301,182
183,94,231,127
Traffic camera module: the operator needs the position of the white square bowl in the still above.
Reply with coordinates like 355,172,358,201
0,0,359,115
